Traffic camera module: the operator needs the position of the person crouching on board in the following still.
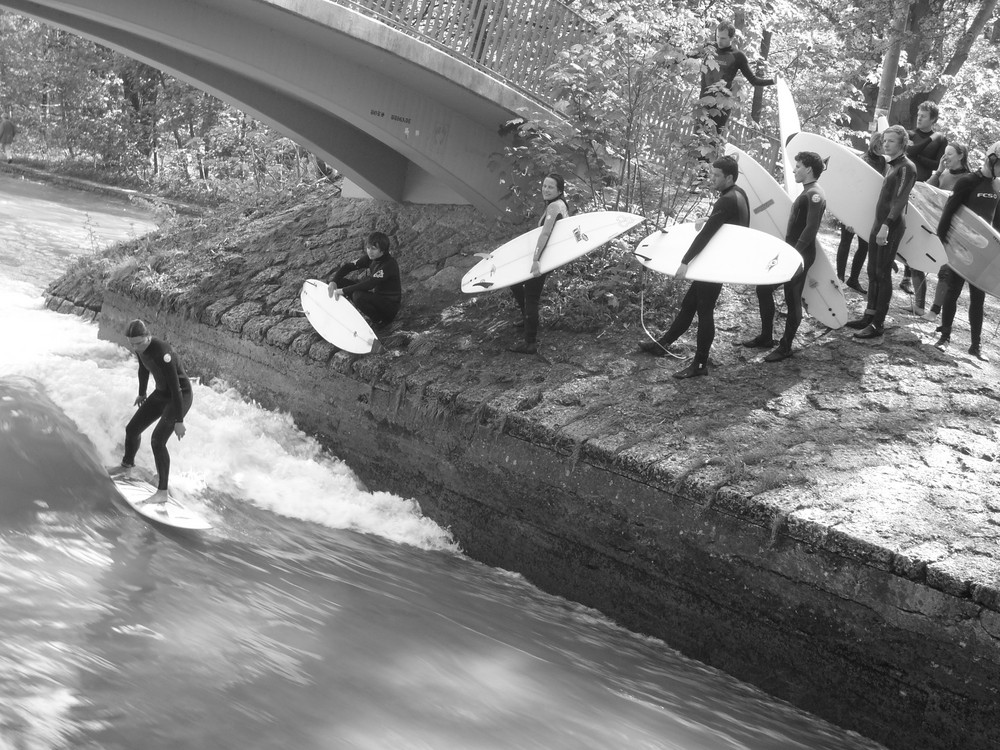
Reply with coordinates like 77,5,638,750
743,151,827,363
328,231,401,329
845,124,917,340
931,141,1000,360
109,319,192,505
508,172,570,355
637,155,750,379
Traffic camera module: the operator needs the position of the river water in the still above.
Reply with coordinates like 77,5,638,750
0,173,886,750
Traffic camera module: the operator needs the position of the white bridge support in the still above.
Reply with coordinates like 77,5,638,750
1,0,563,215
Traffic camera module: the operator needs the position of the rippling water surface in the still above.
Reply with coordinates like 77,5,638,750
0,173,885,749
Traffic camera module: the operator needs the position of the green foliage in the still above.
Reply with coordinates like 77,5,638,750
0,10,329,201
493,1,720,224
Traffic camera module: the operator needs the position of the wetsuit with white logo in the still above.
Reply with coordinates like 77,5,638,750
754,181,826,346
122,337,193,491
936,172,1000,348
334,252,402,327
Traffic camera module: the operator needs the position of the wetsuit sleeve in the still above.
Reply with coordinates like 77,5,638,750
886,162,916,222
333,255,367,286
791,192,825,252
937,177,973,239
734,51,774,87
682,193,735,264
137,359,150,399
341,256,398,296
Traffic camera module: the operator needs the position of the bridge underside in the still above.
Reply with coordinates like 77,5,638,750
3,0,551,215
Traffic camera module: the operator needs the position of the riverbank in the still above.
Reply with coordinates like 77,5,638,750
47,186,999,750
0,160,209,216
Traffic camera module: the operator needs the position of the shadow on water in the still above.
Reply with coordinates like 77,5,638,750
0,377,118,522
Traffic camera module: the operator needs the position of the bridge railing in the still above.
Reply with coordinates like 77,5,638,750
334,0,779,175
339,0,593,99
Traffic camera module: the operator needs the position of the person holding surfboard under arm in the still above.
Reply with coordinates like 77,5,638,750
109,319,192,506
836,131,885,295
932,142,1000,360
900,102,948,307
329,231,402,329
637,155,750,378
508,173,569,354
747,151,827,363
846,125,917,339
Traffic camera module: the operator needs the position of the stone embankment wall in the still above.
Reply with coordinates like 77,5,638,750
48,193,999,750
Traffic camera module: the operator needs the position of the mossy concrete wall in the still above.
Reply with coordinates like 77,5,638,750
97,291,999,750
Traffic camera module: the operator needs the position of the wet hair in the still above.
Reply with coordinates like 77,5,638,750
712,155,739,182
945,141,970,172
795,151,825,178
716,21,736,39
544,172,565,196
917,100,940,123
883,124,910,151
367,232,390,255
125,319,149,338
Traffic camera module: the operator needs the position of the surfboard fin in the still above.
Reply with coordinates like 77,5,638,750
473,281,494,289
633,252,652,262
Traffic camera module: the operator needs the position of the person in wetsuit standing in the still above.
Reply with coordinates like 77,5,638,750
329,231,402,329
846,125,917,340
743,151,826,363
637,155,750,378
933,142,1000,360
110,319,192,505
695,21,775,137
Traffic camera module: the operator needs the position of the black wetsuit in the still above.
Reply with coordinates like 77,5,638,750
333,252,402,327
655,184,751,364
836,148,885,282
510,199,568,346
906,128,948,183
755,181,826,347
865,153,917,328
936,172,1000,348
122,338,193,491
695,44,774,132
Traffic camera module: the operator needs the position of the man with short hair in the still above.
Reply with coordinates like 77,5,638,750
902,100,948,304
110,319,192,505
637,155,750,378
846,125,917,339
743,151,827,363
695,21,775,137
329,231,402,329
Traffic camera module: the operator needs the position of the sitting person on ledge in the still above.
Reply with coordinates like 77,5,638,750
328,231,402,329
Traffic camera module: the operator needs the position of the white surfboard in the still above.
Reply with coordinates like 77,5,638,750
633,223,802,285
909,182,1000,298
786,131,944,274
111,474,211,530
725,144,848,328
461,211,644,293
301,279,379,354
775,77,801,197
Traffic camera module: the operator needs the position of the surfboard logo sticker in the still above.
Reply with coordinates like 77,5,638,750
572,226,589,242
753,199,774,215
765,253,780,272
163,353,172,363
950,246,974,267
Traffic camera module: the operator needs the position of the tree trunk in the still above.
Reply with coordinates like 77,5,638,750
752,29,772,124
874,0,911,125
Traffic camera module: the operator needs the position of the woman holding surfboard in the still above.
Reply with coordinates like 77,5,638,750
508,173,569,354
